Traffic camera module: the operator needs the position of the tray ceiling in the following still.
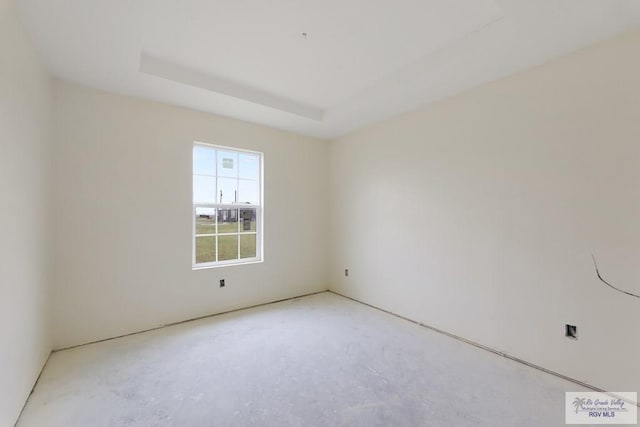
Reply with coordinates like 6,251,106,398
17,0,640,139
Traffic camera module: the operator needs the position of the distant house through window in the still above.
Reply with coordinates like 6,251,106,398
193,142,262,268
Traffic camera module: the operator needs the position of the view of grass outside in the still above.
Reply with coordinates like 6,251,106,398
194,208,257,264
240,234,256,258
218,235,238,261
195,236,216,263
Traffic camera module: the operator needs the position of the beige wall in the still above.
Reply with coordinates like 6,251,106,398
0,0,53,425
52,81,329,349
329,29,640,394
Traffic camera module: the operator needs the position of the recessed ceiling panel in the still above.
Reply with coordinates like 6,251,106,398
141,0,503,109
139,53,325,120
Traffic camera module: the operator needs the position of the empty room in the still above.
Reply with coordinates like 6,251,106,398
2,0,640,426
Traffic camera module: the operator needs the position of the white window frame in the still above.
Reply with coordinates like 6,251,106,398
192,142,263,269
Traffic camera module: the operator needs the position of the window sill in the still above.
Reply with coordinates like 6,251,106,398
192,258,263,270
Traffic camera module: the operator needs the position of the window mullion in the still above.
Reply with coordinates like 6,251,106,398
215,207,219,263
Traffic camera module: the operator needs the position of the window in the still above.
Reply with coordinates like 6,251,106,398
193,142,262,268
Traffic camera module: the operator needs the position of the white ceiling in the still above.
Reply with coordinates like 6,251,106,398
17,0,640,139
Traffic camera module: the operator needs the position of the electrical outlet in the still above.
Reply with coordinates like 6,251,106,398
565,324,577,340
219,279,225,288
345,269,349,277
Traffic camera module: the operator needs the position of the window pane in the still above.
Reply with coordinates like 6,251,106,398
240,234,256,259
218,235,238,261
195,208,216,235
193,145,216,176
217,151,238,178
193,175,216,203
240,208,257,232
195,236,216,263
217,177,237,204
239,153,259,180
217,208,238,233
238,180,259,205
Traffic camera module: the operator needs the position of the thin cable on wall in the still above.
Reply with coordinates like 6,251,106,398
591,254,640,300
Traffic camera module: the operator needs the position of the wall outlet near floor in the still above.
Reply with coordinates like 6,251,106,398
565,324,577,340
219,279,225,288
